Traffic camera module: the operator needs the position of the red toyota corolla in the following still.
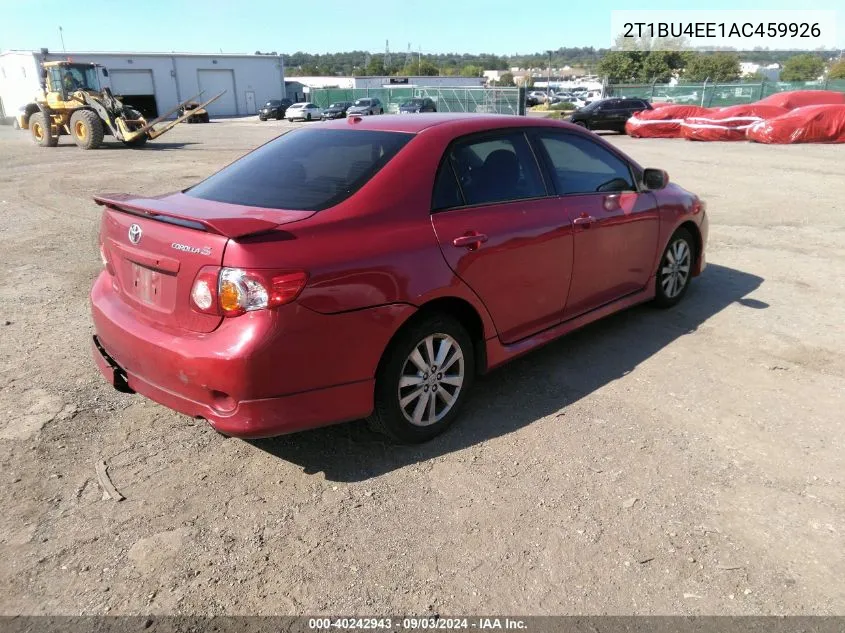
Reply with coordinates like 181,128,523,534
90,113,708,443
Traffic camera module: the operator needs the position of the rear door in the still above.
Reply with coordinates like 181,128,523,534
430,130,573,344
531,130,660,319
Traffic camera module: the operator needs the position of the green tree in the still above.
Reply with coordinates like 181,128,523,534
597,51,644,82
683,53,740,82
829,60,845,80
364,57,385,76
780,54,825,81
498,72,515,86
460,64,483,77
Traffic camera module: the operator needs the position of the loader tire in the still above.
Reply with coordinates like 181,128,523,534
30,112,58,147
70,109,104,150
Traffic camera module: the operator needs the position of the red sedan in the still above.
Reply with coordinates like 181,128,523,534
91,114,708,443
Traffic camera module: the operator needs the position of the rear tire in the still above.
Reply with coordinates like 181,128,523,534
654,228,696,308
306,113,312,121
30,112,57,147
368,313,475,444
70,109,104,149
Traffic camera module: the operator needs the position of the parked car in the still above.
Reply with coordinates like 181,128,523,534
258,99,293,121
285,102,323,122
398,97,437,113
568,98,652,132
322,101,353,120
528,91,549,104
347,98,384,116
90,113,708,443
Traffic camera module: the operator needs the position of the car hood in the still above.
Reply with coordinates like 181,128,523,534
347,106,370,112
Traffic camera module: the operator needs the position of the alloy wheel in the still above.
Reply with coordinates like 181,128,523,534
661,238,691,299
397,333,465,427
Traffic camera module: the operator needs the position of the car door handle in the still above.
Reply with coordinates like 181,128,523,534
573,215,596,227
452,233,488,249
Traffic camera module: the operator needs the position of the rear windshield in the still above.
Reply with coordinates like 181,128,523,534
185,129,412,211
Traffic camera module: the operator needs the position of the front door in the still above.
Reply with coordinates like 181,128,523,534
531,130,660,319
431,130,573,344
245,91,256,114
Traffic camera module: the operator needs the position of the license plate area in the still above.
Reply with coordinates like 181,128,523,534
130,262,163,306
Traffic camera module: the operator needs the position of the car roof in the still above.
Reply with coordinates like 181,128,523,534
319,112,587,135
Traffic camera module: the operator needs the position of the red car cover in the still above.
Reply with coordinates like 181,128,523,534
625,105,713,138
746,104,845,144
680,104,789,141
757,90,845,110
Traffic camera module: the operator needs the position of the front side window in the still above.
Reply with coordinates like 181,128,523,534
186,129,412,211
536,132,635,195
444,132,546,207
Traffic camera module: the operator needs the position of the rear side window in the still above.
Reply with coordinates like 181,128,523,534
445,133,546,206
432,161,463,211
186,129,412,211
536,132,635,195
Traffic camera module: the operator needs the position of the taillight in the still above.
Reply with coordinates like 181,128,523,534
190,267,307,317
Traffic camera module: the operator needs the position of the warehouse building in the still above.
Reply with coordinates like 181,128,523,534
0,49,285,121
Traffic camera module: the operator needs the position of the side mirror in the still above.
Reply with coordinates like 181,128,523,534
102,68,109,77
643,168,669,190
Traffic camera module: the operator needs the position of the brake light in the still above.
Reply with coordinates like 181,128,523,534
190,267,308,317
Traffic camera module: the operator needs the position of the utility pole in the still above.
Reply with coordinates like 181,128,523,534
547,50,552,93
59,26,66,53
418,46,421,75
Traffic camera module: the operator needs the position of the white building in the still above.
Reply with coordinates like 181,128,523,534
0,49,285,120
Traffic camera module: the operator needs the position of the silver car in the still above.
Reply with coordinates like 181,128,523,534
346,98,384,116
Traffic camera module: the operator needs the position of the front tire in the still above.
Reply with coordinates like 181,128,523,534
368,313,475,443
70,109,104,149
122,135,148,148
654,228,695,308
30,112,57,147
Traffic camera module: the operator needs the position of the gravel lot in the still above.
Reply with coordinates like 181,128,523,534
0,117,843,616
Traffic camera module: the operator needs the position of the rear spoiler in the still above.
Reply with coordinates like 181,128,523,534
93,193,293,239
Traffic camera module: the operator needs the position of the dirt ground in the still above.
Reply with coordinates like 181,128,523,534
0,117,843,617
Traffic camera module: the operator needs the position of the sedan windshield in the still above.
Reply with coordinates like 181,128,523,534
186,129,412,211
401,99,425,107
354,99,372,106
265,101,280,107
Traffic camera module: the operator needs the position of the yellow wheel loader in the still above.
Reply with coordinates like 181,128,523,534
19,60,224,150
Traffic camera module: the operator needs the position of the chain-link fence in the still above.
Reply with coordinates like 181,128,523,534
607,79,845,108
309,87,522,115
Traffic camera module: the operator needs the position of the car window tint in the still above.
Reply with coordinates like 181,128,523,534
431,161,464,211
447,133,545,206
186,129,412,211
538,133,635,195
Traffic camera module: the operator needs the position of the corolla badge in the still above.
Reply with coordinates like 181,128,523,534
171,242,212,256
128,224,142,245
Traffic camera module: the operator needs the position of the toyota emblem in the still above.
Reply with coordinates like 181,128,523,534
128,224,142,245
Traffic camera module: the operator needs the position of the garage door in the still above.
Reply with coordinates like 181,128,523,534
197,69,237,116
108,69,158,118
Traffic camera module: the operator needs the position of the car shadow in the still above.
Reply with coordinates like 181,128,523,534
251,264,766,482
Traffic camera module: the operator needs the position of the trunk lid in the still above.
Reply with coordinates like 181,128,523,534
96,192,315,333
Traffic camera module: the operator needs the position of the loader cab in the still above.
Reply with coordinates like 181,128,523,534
43,62,101,100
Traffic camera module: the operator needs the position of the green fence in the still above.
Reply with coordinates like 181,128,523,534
608,79,845,108
309,87,522,115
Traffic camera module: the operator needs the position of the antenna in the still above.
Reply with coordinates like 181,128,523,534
59,26,66,53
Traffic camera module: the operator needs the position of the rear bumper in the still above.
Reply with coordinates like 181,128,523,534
92,336,372,438
90,272,414,438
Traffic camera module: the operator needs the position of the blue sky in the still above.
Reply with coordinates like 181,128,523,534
1,0,842,55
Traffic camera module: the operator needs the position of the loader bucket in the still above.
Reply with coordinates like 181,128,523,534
120,91,226,143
